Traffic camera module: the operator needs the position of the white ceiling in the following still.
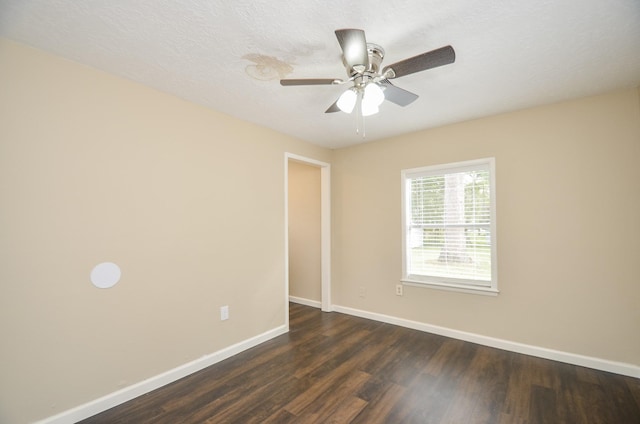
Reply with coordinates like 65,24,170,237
1,0,639,149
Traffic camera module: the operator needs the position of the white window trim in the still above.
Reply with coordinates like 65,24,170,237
401,157,498,295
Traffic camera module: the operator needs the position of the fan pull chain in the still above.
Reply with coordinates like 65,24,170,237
354,90,366,138
355,91,361,135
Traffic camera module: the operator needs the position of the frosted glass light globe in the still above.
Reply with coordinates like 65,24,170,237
337,88,357,113
364,82,385,107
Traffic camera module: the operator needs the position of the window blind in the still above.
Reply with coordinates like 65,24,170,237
403,160,495,289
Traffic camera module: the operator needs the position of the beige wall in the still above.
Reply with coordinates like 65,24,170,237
288,161,322,302
331,87,640,367
0,39,331,424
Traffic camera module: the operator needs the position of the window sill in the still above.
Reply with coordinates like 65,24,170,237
401,279,499,296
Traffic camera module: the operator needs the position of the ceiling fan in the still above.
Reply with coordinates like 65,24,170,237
280,29,455,116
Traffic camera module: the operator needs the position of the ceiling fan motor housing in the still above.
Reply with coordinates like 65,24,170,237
365,43,384,74
344,43,385,78
348,44,386,89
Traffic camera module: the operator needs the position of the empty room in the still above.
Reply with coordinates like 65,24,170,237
1,1,639,423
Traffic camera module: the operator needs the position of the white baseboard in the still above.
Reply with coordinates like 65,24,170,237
289,295,322,309
37,304,639,424
36,325,289,424
332,304,640,379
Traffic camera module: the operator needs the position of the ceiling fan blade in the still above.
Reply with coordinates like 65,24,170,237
280,78,342,86
383,45,455,79
335,29,369,74
378,80,419,106
325,99,341,113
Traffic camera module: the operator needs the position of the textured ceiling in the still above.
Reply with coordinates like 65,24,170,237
1,0,639,148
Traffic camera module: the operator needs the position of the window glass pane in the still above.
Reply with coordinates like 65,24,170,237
406,166,492,285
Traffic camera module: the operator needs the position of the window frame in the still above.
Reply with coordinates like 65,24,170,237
401,158,498,295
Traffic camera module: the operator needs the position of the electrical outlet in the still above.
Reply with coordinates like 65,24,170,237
220,305,229,321
395,284,403,296
358,286,366,298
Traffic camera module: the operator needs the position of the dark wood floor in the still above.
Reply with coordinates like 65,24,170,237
79,303,640,424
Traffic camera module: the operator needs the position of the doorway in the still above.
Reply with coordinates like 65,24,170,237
285,153,331,327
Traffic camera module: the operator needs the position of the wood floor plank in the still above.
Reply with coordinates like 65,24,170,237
283,350,377,416
628,376,640,411
291,370,370,423
78,304,640,424
423,338,478,378
438,346,512,424
318,396,368,424
292,329,371,380
599,372,640,423
529,384,557,424
260,408,298,424
497,412,528,424
351,381,406,424
501,354,534,420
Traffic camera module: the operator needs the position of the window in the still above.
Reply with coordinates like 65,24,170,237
401,158,497,294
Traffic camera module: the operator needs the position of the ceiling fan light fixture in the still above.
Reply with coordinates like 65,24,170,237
280,29,456,133
337,88,357,113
